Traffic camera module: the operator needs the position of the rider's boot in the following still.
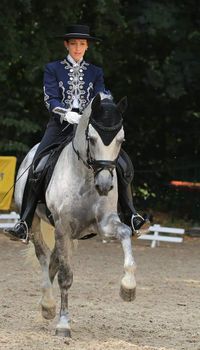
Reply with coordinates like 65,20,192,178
117,150,150,235
4,168,43,244
119,182,150,235
5,220,29,243
4,153,50,243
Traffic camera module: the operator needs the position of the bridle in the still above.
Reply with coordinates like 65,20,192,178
72,117,123,178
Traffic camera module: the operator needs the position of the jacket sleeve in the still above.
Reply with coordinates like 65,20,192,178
93,67,105,95
43,63,65,114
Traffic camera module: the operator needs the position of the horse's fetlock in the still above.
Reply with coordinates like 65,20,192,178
124,262,137,273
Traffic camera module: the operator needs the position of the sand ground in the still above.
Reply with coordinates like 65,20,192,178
0,231,200,350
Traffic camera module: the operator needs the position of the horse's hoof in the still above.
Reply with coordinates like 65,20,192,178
41,304,56,320
55,328,71,337
120,285,136,302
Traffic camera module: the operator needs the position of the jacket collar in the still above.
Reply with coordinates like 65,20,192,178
67,54,83,67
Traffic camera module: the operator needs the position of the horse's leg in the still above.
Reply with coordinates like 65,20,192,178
54,224,73,337
31,216,56,320
119,229,137,302
49,245,59,283
101,215,136,301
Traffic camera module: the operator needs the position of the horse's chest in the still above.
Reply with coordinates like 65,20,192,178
50,181,97,214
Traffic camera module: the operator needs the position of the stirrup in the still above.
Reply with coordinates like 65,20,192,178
20,221,29,244
131,213,145,237
4,220,29,245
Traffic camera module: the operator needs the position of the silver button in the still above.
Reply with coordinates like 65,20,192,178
70,68,73,73
79,77,83,80
70,77,73,81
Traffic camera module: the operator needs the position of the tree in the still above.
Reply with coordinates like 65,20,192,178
1,0,199,218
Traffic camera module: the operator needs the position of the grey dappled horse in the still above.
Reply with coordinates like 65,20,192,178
14,93,136,337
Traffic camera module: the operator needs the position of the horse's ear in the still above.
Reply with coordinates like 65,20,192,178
117,96,128,115
92,93,101,111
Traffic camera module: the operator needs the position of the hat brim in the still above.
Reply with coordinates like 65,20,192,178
55,34,102,41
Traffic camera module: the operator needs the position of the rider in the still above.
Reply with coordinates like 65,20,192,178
5,24,147,243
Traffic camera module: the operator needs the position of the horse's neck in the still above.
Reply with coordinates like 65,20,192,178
73,113,89,161
60,133,89,178
55,111,90,180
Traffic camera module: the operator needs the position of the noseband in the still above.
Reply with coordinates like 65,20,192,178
72,118,123,178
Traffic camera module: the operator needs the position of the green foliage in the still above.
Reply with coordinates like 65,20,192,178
0,0,199,217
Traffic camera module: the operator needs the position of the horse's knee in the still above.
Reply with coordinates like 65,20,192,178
100,214,132,240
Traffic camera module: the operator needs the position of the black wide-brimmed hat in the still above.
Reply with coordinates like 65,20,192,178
55,24,101,41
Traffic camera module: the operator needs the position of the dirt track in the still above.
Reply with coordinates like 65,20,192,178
0,232,200,350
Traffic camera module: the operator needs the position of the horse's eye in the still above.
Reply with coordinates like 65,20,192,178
117,138,125,145
89,137,96,146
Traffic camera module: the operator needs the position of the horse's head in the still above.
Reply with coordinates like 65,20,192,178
73,93,127,196
89,93,128,195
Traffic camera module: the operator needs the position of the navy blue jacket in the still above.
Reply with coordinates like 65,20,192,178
43,57,105,116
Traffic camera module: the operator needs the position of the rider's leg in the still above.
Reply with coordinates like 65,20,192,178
117,149,148,233
5,117,71,242
5,161,47,242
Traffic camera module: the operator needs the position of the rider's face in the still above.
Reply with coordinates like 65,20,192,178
64,39,88,62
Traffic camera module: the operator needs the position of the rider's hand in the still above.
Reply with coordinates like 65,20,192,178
53,107,81,124
63,111,81,124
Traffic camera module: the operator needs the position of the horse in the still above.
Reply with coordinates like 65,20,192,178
14,93,137,337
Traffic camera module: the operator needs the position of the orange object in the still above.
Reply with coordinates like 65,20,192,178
170,180,200,190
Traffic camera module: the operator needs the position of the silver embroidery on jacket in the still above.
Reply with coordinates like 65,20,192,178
59,81,65,105
87,82,94,101
43,86,50,110
60,59,91,111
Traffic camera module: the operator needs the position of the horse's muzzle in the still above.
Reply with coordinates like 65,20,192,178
94,169,113,196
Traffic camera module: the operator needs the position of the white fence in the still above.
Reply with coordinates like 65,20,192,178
0,212,20,230
138,224,185,248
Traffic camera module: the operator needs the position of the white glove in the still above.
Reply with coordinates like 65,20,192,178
53,107,81,124
63,111,81,124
